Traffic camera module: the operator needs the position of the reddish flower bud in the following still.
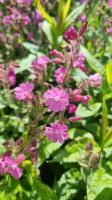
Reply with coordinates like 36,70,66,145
50,58,64,64
82,95,90,105
89,153,100,168
15,154,25,165
50,49,64,60
68,116,81,122
73,95,84,102
64,26,79,42
7,67,16,87
79,21,88,37
50,50,57,56
68,104,77,114
16,137,24,146
30,140,37,165
85,142,93,151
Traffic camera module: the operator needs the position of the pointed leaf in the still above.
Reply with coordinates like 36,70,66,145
37,0,56,27
87,168,112,200
63,0,71,20
76,103,102,118
106,61,112,85
63,4,85,30
80,46,105,74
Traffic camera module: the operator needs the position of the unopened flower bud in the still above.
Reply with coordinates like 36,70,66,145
50,50,64,60
79,21,88,37
64,26,79,42
68,104,77,114
82,95,90,106
89,153,100,168
7,67,16,87
85,142,93,151
16,137,24,146
68,116,81,122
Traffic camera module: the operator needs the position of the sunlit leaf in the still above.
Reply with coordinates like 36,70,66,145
22,42,39,54
87,168,112,200
81,46,105,74
106,61,112,85
63,4,85,30
54,169,81,200
37,0,56,27
76,103,102,118
62,0,71,21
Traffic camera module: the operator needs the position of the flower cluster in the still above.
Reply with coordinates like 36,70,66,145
0,154,24,179
0,22,102,180
0,0,42,56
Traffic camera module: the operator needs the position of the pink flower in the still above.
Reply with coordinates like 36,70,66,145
32,56,49,71
73,53,87,72
78,15,87,23
13,32,20,38
64,26,78,42
0,156,23,179
27,32,33,40
0,0,5,3
7,67,16,87
108,0,112,8
14,82,34,101
106,27,112,34
32,9,42,25
43,88,69,112
44,122,68,143
2,16,11,26
22,15,31,26
15,154,25,165
16,0,24,2
89,73,102,87
68,104,77,114
54,67,67,84
17,0,32,4
82,95,90,105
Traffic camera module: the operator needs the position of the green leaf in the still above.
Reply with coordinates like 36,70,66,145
22,160,58,199
42,21,54,44
101,93,112,145
76,103,102,118
87,168,112,200
103,127,112,147
58,0,64,26
38,138,61,166
37,0,56,27
35,180,58,200
63,4,85,30
54,169,81,200
22,42,39,54
80,46,105,74
106,61,112,85
62,0,71,21
102,98,108,143
72,68,88,82
16,53,43,73
57,0,71,29
50,135,100,164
